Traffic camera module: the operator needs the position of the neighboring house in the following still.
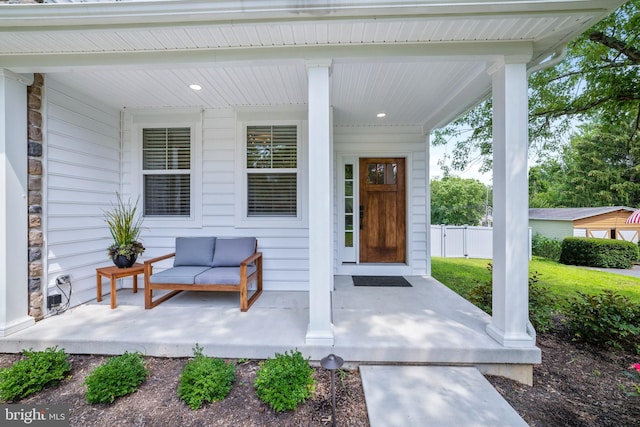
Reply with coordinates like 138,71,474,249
529,207,638,242
0,0,625,356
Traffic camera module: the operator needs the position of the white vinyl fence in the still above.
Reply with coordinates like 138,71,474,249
431,225,532,259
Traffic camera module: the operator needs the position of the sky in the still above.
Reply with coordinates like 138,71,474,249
429,142,493,185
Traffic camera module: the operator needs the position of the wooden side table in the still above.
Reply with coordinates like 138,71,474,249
96,263,144,309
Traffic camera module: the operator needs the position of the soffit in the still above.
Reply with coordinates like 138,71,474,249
0,15,593,56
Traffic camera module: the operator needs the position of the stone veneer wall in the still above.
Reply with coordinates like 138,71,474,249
27,73,44,320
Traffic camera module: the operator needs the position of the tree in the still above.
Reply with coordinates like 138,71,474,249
529,120,640,207
434,0,640,172
431,177,489,225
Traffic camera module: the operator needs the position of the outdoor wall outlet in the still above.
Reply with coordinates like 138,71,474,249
47,294,62,309
56,274,71,285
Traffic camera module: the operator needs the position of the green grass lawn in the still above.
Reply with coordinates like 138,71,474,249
431,256,640,306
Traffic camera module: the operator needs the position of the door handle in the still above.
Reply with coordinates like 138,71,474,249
359,205,364,229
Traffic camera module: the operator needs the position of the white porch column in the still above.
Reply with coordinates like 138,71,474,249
305,60,335,345
0,69,35,336
487,62,533,347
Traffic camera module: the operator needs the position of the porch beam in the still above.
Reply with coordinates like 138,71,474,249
487,61,533,348
305,59,334,346
2,42,533,74
0,69,35,336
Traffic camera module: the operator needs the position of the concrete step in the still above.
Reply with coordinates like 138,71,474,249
360,365,528,427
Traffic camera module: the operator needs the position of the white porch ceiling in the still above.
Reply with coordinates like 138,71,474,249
0,0,626,130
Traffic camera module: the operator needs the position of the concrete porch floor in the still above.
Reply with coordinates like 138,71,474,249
0,276,540,378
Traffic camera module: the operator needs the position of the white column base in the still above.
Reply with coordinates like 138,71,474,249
486,323,535,348
0,315,35,337
305,324,335,346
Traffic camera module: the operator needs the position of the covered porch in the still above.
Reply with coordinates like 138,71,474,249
0,276,540,383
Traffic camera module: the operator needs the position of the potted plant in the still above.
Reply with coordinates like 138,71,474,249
105,193,145,268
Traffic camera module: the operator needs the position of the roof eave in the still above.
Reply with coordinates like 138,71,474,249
0,0,623,29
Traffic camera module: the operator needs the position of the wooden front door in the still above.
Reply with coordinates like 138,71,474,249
359,158,406,263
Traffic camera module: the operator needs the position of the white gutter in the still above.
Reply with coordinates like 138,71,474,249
527,45,568,75
0,0,619,29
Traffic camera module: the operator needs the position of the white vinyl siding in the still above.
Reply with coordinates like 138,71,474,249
45,78,121,308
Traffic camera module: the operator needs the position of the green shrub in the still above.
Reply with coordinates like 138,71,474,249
254,349,315,412
467,264,493,313
0,347,71,402
531,234,562,262
178,344,236,409
564,290,640,351
468,264,556,333
559,237,639,268
85,352,147,404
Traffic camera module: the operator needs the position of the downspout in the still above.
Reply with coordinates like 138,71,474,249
527,45,568,76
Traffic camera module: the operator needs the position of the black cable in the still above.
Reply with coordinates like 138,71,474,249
52,279,72,315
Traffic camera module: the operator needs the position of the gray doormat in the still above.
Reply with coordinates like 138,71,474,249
352,276,412,287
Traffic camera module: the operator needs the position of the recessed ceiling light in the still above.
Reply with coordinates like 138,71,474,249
376,112,387,118
189,84,202,91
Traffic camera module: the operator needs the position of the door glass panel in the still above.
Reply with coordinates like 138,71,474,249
344,163,355,248
345,232,353,247
376,163,385,184
345,198,353,214
345,181,353,197
345,164,353,180
386,163,397,184
367,164,377,184
345,215,353,231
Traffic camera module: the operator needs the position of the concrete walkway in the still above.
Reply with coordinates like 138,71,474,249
361,365,528,427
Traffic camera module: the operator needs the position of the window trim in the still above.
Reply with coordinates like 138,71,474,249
131,109,203,228
236,119,308,229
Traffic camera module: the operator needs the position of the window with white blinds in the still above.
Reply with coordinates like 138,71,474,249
142,127,191,217
246,125,297,217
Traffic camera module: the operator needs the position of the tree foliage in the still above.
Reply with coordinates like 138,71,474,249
431,176,489,225
434,0,640,173
529,120,640,207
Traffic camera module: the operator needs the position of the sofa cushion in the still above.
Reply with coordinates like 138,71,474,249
211,237,256,267
195,266,257,285
174,237,216,267
150,266,211,284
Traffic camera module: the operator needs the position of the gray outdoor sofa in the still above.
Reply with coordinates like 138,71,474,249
143,237,263,311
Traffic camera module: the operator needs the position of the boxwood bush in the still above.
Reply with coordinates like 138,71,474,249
85,352,147,404
559,237,639,268
178,345,236,410
0,347,71,402
254,349,315,412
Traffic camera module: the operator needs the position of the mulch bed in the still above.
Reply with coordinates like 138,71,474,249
1,326,639,426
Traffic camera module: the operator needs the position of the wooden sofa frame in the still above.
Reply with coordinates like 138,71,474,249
143,241,263,312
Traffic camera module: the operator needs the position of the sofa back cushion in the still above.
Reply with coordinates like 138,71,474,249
212,237,256,267
174,237,216,267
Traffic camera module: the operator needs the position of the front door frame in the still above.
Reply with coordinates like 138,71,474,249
359,157,406,263
336,152,411,274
